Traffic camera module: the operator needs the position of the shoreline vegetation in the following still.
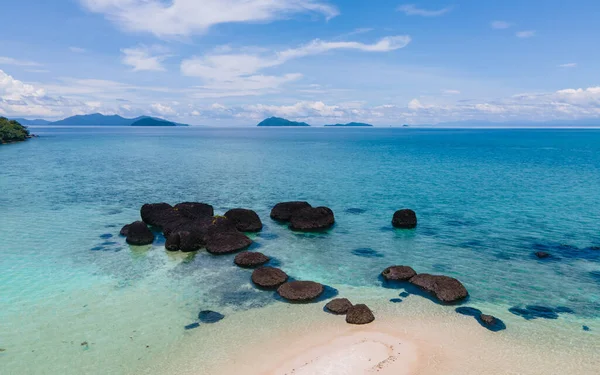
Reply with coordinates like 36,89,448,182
0,117,35,144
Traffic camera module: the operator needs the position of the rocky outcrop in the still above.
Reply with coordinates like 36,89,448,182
325,298,353,314
225,208,263,232
381,266,417,281
125,221,155,246
251,267,288,289
480,314,496,326
409,274,468,303
289,207,335,231
392,209,417,229
205,231,252,254
165,233,181,251
346,304,375,324
270,201,312,221
120,223,131,236
277,281,324,302
234,252,270,268
174,202,214,220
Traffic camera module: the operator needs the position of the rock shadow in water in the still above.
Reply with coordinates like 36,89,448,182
389,298,403,303
508,305,575,320
455,307,506,332
345,208,367,214
99,233,113,239
198,310,225,323
351,247,385,258
378,275,468,306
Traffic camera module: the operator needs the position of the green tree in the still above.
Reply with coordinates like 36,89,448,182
0,117,31,143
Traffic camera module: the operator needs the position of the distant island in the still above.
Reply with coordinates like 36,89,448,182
257,117,310,127
0,117,34,144
11,113,188,127
324,122,373,127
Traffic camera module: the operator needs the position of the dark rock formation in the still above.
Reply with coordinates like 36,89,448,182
125,221,155,246
535,251,550,259
179,230,206,252
234,252,270,268
480,314,496,326
251,267,289,289
205,231,252,254
141,203,182,228
120,224,131,236
165,233,181,251
270,201,312,221
277,281,324,302
381,266,417,281
325,298,353,314
392,209,417,229
289,207,335,231
205,216,238,236
409,274,468,303
198,310,225,323
225,208,263,232
455,307,506,332
346,304,375,324
174,202,214,220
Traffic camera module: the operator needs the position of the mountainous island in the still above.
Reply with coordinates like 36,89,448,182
324,122,374,127
0,117,34,144
12,113,187,127
257,117,310,127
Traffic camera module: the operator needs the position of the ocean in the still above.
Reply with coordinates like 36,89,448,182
1,126,599,374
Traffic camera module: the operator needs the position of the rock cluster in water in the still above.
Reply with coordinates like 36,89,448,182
277,281,324,302
270,201,335,231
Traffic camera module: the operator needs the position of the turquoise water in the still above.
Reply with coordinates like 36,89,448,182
1,127,600,373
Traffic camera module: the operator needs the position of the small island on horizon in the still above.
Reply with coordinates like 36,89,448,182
257,117,310,127
11,113,188,127
324,122,374,127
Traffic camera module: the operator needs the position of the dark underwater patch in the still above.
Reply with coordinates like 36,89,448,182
508,305,575,320
198,310,225,323
389,298,403,303
257,233,279,240
345,208,367,214
184,323,200,330
455,306,506,332
99,233,113,239
351,247,384,258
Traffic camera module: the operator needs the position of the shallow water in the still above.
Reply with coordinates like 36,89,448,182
1,127,599,374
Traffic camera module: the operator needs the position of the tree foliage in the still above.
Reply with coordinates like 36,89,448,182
0,117,30,143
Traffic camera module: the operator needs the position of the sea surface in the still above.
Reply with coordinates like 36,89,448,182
1,127,599,374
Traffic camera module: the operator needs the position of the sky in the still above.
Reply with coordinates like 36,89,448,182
1,0,599,126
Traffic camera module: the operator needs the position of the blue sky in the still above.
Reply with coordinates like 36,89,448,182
1,0,599,125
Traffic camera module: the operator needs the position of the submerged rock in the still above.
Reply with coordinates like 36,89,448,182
184,323,200,330
277,281,324,302
409,274,468,303
225,208,263,232
346,304,375,324
392,209,417,229
234,252,270,268
198,310,225,323
251,267,288,289
535,251,551,259
125,221,155,246
381,265,417,281
480,314,496,326
270,201,312,221
205,231,252,254
289,207,335,231
325,298,353,314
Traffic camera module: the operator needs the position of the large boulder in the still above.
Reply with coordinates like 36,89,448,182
204,216,238,237
346,304,375,324
234,252,270,268
120,223,131,236
205,231,252,254
277,281,324,302
289,207,335,231
270,201,312,221
174,202,214,220
165,233,180,251
141,203,184,228
381,265,417,281
251,267,288,289
225,208,263,232
392,209,417,229
179,231,206,252
125,221,155,246
325,298,353,315
409,274,468,303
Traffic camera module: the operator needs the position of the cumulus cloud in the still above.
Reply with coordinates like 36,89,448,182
0,56,42,67
516,30,536,38
558,63,577,68
121,45,170,71
397,4,453,17
79,0,338,38
150,103,176,116
491,21,511,29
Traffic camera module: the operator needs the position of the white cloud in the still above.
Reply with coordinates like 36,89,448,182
0,56,42,67
491,21,511,29
558,63,577,68
150,103,176,116
397,4,453,17
121,45,170,71
79,0,338,38
516,30,536,38
69,47,86,53
442,89,461,95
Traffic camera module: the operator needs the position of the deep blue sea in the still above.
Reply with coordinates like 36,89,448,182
1,127,599,374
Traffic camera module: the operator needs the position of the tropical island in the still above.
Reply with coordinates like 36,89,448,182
0,117,33,144
257,117,310,127
12,113,188,127
324,122,374,127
